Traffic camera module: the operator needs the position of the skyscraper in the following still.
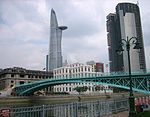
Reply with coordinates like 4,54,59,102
48,9,67,71
107,3,146,72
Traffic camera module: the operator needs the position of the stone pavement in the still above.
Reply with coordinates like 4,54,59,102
103,111,128,117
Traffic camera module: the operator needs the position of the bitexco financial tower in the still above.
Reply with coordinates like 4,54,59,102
47,9,67,71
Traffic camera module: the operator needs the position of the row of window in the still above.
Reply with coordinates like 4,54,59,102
54,67,92,75
54,86,110,92
54,73,103,79
69,63,83,67
54,87,72,92
0,74,8,78
56,82,94,86
10,74,50,79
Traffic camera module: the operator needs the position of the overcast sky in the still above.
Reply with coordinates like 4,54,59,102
0,0,150,71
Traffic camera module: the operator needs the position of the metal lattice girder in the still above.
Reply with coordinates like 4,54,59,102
14,72,150,96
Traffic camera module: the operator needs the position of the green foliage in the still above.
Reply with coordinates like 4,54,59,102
136,111,150,117
113,87,129,93
95,86,103,91
73,86,88,94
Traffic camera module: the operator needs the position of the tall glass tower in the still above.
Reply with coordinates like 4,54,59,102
106,3,146,72
48,9,67,71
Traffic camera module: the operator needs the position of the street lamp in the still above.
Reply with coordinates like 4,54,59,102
116,36,141,117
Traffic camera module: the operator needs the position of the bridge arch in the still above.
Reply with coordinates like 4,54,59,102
14,73,150,96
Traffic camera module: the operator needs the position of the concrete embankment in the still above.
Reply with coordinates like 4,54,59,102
0,93,121,106
0,93,149,106
0,94,111,105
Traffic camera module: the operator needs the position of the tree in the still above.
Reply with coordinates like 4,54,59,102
95,85,101,91
73,86,88,94
95,85,106,94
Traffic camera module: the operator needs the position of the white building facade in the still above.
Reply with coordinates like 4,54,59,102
53,63,113,94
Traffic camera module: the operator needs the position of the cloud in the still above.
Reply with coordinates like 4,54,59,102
0,0,150,71
0,43,46,70
0,0,49,69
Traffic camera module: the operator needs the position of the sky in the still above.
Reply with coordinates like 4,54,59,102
0,0,150,71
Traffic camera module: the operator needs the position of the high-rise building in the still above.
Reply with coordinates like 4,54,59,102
107,3,146,72
48,9,67,71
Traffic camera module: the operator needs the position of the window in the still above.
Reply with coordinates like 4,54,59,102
92,87,94,91
20,75,24,78
81,67,83,71
10,85,13,87
89,87,91,91
11,74,14,77
20,81,25,85
69,87,71,92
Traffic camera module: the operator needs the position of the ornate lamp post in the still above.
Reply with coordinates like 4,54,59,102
116,36,141,117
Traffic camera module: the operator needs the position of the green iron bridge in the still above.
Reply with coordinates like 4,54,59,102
14,71,150,96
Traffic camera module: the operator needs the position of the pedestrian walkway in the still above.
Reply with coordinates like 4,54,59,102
103,111,128,117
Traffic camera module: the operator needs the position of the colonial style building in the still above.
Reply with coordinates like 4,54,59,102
0,67,53,93
53,63,113,94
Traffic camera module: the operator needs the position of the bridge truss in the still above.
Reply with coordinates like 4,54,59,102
14,72,150,96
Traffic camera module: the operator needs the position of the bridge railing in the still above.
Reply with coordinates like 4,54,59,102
51,70,149,80
51,72,129,80
24,69,150,81
9,98,129,117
